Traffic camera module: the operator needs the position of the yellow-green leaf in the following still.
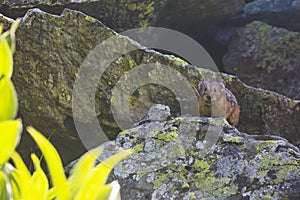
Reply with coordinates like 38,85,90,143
46,188,56,200
0,171,10,200
0,37,13,78
0,119,22,167
2,162,23,200
10,151,31,180
68,147,103,197
0,78,18,121
26,126,70,200
30,154,49,200
74,149,132,200
10,152,31,199
95,184,112,200
7,169,22,200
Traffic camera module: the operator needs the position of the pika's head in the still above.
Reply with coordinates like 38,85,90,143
197,81,225,101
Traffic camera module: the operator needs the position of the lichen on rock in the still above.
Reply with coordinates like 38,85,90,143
223,20,300,100
2,8,299,165
89,104,300,199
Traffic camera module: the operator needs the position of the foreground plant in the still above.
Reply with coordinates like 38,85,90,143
0,19,131,200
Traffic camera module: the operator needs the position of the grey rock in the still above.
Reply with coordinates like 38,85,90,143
223,21,300,100
0,0,244,33
133,104,171,127
82,105,300,199
2,9,298,164
234,0,300,33
244,0,300,14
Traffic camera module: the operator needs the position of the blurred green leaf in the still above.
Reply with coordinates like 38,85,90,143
68,147,103,197
74,149,132,200
30,154,49,200
0,78,18,121
46,188,56,200
10,152,31,199
94,184,112,200
27,126,70,200
0,171,10,200
10,152,31,180
0,120,22,168
6,165,21,200
0,37,13,79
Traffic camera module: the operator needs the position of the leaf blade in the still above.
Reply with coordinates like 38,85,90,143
26,126,70,200
0,78,18,121
0,119,22,167
0,37,13,78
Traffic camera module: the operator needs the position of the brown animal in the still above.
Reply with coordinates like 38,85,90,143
197,81,240,126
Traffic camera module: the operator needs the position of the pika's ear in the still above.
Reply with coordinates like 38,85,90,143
197,81,207,96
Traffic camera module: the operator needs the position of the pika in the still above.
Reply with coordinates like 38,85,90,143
197,81,240,126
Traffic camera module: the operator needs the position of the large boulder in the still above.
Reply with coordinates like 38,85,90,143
2,9,299,164
0,0,245,33
223,21,300,100
0,0,246,68
75,104,300,199
155,0,245,32
0,0,168,32
243,0,300,31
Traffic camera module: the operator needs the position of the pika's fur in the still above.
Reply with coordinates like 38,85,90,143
197,81,240,126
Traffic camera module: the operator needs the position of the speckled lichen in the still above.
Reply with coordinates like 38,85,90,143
153,173,169,189
194,164,238,196
167,55,189,65
225,76,233,83
132,142,144,153
118,129,131,136
112,0,158,29
253,152,300,185
223,135,245,144
128,96,138,107
111,111,300,199
157,131,178,142
128,59,136,69
208,118,228,127
240,21,300,74
255,140,277,152
85,15,96,23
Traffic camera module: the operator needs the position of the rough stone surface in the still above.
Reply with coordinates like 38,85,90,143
244,0,300,14
69,105,300,199
133,104,171,127
223,21,300,100
3,9,299,164
0,0,244,33
0,0,168,32
242,0,300,31
156,0,245,32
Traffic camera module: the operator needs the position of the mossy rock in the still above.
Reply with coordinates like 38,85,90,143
82,105,300,199
4,9,300,165
223,21,300,100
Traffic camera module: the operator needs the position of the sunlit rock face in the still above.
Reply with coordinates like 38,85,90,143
66,105,300,200
1,4,299,166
